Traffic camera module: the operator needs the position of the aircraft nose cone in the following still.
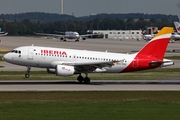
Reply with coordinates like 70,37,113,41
3,53,10,62
76,35,80,38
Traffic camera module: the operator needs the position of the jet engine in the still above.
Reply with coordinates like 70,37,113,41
55,65,75,76
82,37,86,40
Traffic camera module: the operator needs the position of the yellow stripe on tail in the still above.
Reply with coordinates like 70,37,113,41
153,27,174,38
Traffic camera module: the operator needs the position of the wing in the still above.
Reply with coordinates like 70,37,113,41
160,58,174,67
80,33,99,37
54,31,66,34
34,32,64,37
50,61,117,72
74,61,116,72
0,32,8,36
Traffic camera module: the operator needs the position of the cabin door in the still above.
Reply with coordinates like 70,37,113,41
27,48,34,60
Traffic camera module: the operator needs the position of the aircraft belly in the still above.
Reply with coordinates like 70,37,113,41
103,65,126,73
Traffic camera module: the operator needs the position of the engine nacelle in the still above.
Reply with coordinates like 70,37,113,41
55,65,75,76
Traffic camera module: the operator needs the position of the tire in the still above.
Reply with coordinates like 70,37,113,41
84,77,90,84
25,74,30,78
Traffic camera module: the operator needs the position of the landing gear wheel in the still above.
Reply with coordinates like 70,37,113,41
75,39,79,42
77,75,84,83
84,77,90,84
25,73,30,78
25,66,31,78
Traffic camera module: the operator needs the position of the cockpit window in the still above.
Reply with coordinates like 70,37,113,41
11,50,15,53
11,50,21,54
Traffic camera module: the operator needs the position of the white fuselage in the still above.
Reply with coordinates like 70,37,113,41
171,33,180,40
4,46,136,73
0,32,8,36
64,32,80,39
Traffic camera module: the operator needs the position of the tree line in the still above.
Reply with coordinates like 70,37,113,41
0,12,178,36
0,12,178,23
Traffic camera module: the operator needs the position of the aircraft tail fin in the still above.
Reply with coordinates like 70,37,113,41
136,27,174,60
174,21,180,34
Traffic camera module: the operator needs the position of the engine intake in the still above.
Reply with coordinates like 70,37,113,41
55,65,75,76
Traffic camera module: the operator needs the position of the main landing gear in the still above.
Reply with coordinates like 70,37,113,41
60,38,66,42
77,73,90,84
25,66,31,78
75,39,79,42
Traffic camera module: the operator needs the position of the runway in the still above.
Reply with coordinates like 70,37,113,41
0,80,180,91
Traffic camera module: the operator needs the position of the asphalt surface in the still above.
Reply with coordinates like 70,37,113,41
0,36,180,91
0,80,180,91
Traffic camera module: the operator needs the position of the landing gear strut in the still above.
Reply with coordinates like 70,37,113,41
77,73,90,84
25,66,31,78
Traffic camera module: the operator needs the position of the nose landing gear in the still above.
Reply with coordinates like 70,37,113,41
25,66,31,78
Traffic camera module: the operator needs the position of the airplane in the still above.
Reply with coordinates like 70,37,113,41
174,21,180,34
34,31,95,42
170,21,180,41
0,32,8,36
141,28,158,41
0,28,8,36
3,27,174,84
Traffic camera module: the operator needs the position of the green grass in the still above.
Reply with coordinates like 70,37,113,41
0,68,180,80
0,56,4,61
0,91,180,120
165,56,180,60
